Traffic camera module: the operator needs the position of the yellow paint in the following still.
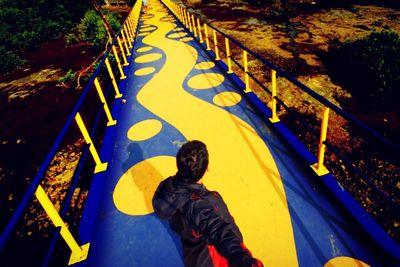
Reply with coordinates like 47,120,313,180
138,32,149,36
324,256,370,267
74,112,108,173
113,156,176,215
311,107,330,176
130,1,299,265
127,119,162,141
194,61,215,70
135,53,162,63
137,46,153,53
180,37,194,42
187,73,225,90
35,185,90,265
134,67,156,76
168,32,187,38
213,92,242,107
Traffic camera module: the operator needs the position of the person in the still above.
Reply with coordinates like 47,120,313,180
153,140,263,267
142,0,148,12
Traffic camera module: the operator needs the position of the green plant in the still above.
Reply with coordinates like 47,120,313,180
59,69,76,84
325,30,400,111
78,10,121,50
0,45,26,73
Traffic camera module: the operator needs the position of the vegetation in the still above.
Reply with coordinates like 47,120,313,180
325,30,400,111
76,10,121,49
0,0,91,73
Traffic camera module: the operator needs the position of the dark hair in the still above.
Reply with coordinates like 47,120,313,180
176,140,209,183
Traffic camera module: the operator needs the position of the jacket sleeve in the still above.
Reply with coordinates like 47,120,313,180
184,197,256,267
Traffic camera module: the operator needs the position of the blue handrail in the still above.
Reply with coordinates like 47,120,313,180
204,19,400,152
0,4,138,253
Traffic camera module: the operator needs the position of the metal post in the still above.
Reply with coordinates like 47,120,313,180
94,78,117,126
121,29,131,56
192,15,197,37
35,185,90,265
124,24,133,48
183,9,188,28
112,45,126,79
243,50,250,92
311,107,330,176
75,112,108,173
187,11,192,32
225,38,232,74
197,18,203,43
204,24,210,50
117,36,128,66
213,29,220,60
105,58,123,98
269,70,280,123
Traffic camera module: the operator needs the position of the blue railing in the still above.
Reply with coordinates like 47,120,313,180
0,1,142,266
161,0,400,259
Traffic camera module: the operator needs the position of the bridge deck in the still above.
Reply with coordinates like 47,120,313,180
77,1,389,266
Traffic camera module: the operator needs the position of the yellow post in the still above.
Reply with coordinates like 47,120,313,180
197,18,203,43
94,78,117,126
117,36,128,66
213,29,220,60
225,38,233,74
204,24,211,51
183,9,188,28
192,15,197,37
112,45,126,80
187,11,193,32
311,107,330,176
180,8,184,24
105,58,123,98
124,24,133,48
121,29,131,56
243,50,251,92
75,112,108,173
35,185,90,265
269,69,280,123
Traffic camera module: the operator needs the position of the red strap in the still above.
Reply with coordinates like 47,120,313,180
207,245,229,267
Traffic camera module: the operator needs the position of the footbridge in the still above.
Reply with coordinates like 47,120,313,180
1,0,399,266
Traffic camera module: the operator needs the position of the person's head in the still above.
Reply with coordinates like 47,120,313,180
176,140,209,183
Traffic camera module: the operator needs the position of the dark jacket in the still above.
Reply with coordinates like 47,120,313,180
152,176,261,267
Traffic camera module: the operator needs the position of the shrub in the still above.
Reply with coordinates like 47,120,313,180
325,30,400,111
78,10,121,50
59,69,76,85
0,45,26,73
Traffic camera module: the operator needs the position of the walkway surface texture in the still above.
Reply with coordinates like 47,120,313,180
77,0,393,266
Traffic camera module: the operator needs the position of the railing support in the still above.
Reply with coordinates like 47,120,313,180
204,24,211,51
192,15,197,37
197,18,203,43
75,112,108,173
187,11,192,32
269,70,280,123
213,29,220,60
35,185,90,265
243,50,251,92
94,78,117,126
105,58,123,98
117,36,129,66
112,45,126,80
121,29,131,55
311,107,330,176
225,38,233,74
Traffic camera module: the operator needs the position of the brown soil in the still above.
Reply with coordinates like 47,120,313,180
0,5,131,266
